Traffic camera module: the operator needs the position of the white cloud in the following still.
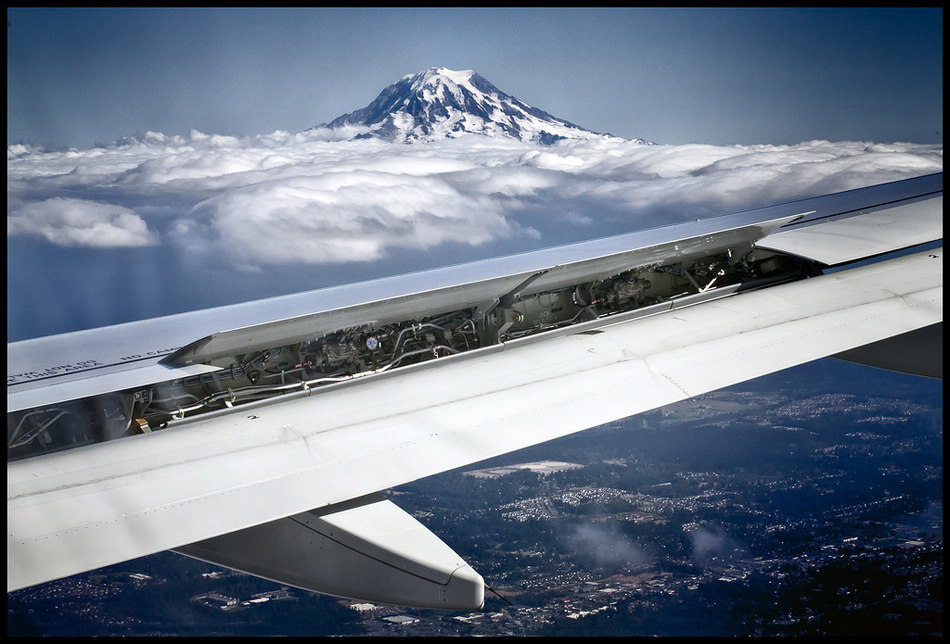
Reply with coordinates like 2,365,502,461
6,132,942,263
186,170,526,263
8,198,158,248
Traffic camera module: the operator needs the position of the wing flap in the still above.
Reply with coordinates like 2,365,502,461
756,194,942,265
7,248,942,591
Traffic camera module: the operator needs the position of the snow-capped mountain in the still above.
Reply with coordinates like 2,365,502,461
316,67,643,145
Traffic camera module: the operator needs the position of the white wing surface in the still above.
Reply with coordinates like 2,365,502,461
757,193,942,265
7,173,943,608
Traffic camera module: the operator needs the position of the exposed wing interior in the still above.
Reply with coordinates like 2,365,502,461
6,211,797,413
162,212,799,366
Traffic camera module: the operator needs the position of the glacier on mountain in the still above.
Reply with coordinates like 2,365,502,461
315,66,648,145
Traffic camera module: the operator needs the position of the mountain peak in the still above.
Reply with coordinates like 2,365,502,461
407,67,477,85
317,67,643,145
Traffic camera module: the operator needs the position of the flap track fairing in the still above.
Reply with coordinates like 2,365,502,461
174,493,485,611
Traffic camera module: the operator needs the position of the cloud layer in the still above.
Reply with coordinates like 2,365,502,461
7,197,157,248
7,130,942,267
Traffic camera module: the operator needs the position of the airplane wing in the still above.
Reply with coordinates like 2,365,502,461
7,172,942,610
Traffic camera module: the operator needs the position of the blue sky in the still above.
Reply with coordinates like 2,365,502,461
7,7,943,149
